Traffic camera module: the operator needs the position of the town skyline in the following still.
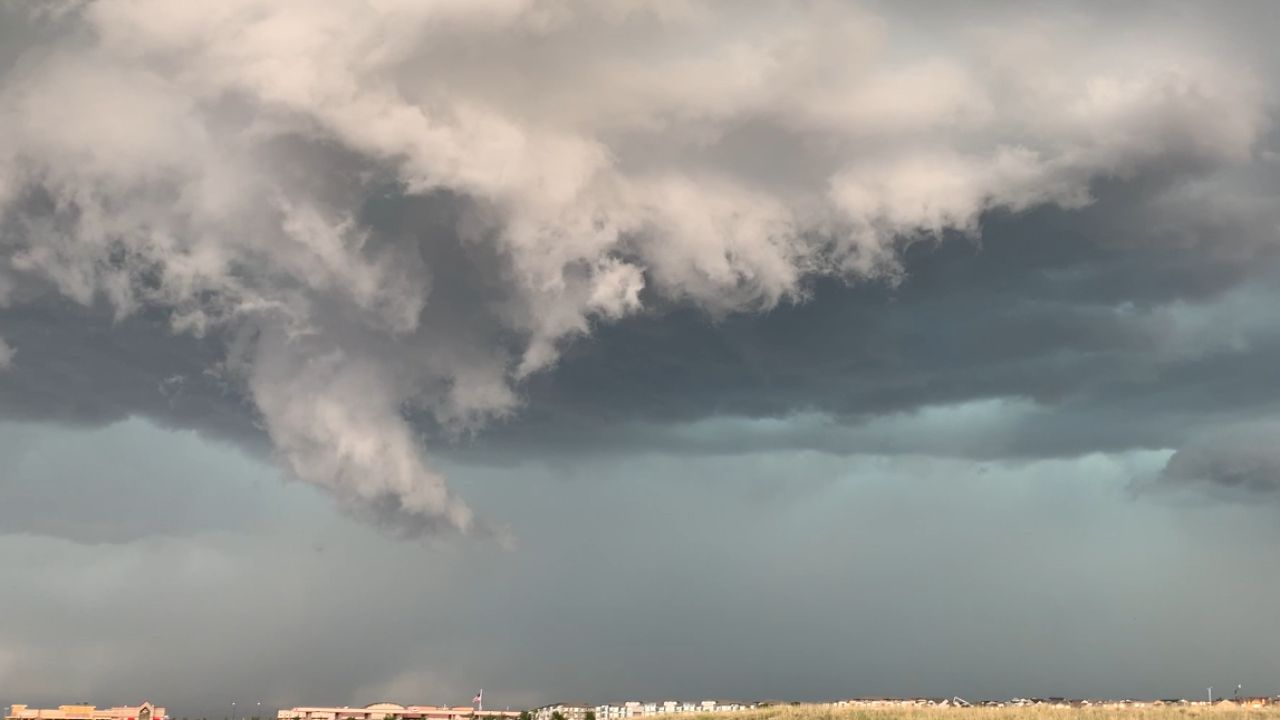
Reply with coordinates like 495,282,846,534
11,694,1280,720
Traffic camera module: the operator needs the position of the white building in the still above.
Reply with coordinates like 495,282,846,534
279,705,519,720
571,701,752,719
532,705,591,720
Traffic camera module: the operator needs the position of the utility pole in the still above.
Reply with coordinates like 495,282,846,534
1208,688,1213,703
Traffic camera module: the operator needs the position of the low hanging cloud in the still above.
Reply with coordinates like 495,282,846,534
1154,422,1280,497
0,0,1273,535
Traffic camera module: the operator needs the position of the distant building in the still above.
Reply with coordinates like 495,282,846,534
532,705,592,720
278,705,519,720
7,703,166,720
583,701,754,719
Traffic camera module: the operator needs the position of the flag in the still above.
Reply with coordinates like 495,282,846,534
473,691,483,703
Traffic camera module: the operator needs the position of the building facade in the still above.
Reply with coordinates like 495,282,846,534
591,701,750,719
7,704,166,720
278,704,520,720
532,705,593,720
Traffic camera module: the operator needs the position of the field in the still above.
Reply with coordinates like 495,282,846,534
697,705,1280,720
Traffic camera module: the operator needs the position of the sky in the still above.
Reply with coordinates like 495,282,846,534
3,0,1280,714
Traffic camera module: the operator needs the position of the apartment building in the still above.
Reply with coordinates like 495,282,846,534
532,705,593,720
591,701,751,719
7,703,166,720
278,705,519,720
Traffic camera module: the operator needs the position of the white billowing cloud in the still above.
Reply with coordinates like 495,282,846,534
244,325,475,535
828,146,1095,274
0,0,1269,535
0,334,12,370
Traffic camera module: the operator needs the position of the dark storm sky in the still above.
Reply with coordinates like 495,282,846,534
3,1,1280,715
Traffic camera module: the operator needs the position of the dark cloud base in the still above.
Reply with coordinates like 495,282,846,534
6,173,1280,481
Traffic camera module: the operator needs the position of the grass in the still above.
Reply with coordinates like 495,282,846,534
692,705,1280,720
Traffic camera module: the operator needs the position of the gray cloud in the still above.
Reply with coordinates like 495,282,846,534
0,0,1278,536
462,191,1280,463
1154,421,1280,496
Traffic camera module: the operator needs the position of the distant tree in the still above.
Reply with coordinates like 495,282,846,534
519,711,532,720
586,711,597,720
552,712,566,720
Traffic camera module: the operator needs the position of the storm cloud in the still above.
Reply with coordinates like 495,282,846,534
7,1,1280,711
2,1,1279,536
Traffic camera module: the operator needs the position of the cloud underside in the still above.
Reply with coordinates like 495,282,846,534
2,0,1279,536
